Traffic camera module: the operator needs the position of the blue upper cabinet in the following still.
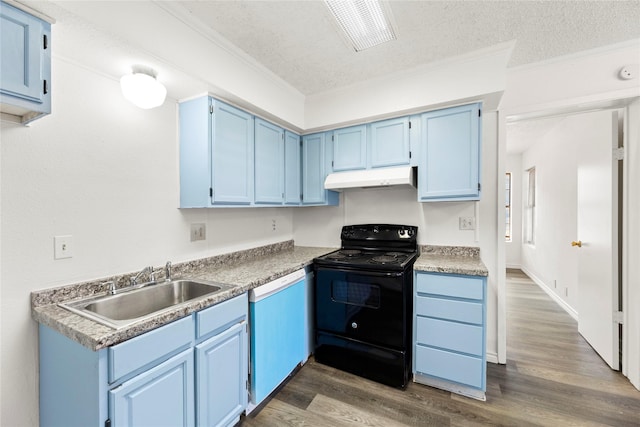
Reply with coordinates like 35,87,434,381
0,1,51,124
284,131,301,205
179,97,254,207
302,132,339,206
212,101,254,205
418,103,481,202
331,125,367,171
370,116,411,168
254,118,284,205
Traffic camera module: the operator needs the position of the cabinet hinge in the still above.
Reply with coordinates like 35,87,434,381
43,80,48,95
331,160,334,168
614,311,624,324
43,34,48,50
613,147,624,161
209,187,213,197
478,183,481,192
105,419,112,427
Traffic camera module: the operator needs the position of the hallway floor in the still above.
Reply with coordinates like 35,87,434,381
240,270,640,426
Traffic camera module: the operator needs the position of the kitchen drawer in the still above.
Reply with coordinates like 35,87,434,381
415,345,483,388
109,315,194,383
416,273,484,300
415,295,483,324
416,316,483,356
196,293,247,340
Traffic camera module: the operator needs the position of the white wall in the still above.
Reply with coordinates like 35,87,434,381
505,154,522,268
304,43,512,131
0,57,294,427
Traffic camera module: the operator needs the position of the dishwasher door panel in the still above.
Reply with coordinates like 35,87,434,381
249,277,305,406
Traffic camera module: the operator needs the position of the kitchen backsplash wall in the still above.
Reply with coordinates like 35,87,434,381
293,187,479,248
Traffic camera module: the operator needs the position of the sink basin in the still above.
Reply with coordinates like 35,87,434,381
60,279,231,329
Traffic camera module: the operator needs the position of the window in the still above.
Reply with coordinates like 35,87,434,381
505,173,512,241
524,167,536,244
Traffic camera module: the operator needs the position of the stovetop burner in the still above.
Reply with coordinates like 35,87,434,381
371,255,398,264
313,224,419,271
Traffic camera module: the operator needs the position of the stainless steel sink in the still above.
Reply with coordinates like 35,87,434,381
60,279,231,329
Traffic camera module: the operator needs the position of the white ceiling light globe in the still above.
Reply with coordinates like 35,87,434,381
120,72,167,109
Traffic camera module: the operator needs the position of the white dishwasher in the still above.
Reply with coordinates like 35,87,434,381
248,268,306,412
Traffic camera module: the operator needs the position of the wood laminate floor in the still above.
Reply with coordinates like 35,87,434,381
240,269,640,426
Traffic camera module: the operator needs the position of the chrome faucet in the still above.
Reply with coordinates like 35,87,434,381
165,261,172,282
130,266,154,287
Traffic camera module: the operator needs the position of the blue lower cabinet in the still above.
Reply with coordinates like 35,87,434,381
413,271,487,400
39,294,248,427
196,321,248,427
110,348,195,427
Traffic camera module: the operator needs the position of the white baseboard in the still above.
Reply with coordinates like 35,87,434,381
506,263,522,269
520,266,578,321
486,352,499,364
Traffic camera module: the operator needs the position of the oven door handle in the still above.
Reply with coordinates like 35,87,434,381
316,267,405,279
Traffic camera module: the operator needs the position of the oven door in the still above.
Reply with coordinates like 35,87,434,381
315,266,409,350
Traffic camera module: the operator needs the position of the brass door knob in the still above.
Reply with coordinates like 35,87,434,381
571,240,582,247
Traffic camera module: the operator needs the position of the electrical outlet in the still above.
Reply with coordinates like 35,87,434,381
54,235,73,259
459,217,475,230
190,223,206,242
272,219,276,232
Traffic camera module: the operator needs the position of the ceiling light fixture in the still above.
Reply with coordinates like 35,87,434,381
324,0,396,52
120,66,167,109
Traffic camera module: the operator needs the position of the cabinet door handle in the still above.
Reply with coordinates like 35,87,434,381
43,80,48,95
571,240,582,247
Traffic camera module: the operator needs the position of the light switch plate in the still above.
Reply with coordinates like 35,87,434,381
54,235,73,259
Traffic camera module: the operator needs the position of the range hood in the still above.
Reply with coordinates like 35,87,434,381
324,166,416,191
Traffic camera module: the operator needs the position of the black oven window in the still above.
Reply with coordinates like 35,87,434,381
331,281,381,308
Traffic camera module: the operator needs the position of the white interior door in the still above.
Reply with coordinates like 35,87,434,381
576,110,619,370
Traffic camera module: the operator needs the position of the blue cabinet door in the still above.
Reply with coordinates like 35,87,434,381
301,133,326,205
284,131,301,205
332,125,367,171
418,103,481,201
254,118,284,204
370,117,411,168
109,348,195,427
301,132,339,206
212,100,254,205
0,2,51,120
179,97,211,208
196,321,248,427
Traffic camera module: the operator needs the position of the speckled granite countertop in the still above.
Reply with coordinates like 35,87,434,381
31,241,335,351
414,245,488,276
32,242,487,351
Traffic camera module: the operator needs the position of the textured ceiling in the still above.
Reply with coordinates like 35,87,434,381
178,0,640,95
